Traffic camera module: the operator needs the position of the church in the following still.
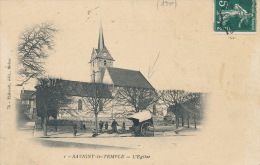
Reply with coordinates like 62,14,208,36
89,25,153,89
44,25,155,120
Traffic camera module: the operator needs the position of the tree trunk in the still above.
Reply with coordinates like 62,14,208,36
181,116,184,127
42,102,48,136
175,115,179,129
94,113,98,135
187,113,190,128
54,118,58,132
194,114,197,129
41,117,44,129
43,115,47,136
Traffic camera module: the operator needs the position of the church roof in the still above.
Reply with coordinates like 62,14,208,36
20,90,35,100
36,79,113,99
98,24,105,50
89,25,114,62
60,80,113,98
96,47,114,60
106,67,154,89
90,47,114,62
99,68,106,82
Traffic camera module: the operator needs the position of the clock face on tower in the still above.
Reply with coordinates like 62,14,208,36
103,53,107,56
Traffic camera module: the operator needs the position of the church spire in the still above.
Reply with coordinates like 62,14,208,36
98,24,105,50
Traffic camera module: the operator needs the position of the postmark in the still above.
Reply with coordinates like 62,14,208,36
214,0,256,34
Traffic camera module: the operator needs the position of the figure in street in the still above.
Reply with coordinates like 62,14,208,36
83,121,86,130
73,122,77,136
122,121,126,133
105,121,108,130
111,119,119,133
99,120,104,133
80,121,83,130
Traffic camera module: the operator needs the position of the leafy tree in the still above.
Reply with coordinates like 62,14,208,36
17,23,58,85
35,78,71,136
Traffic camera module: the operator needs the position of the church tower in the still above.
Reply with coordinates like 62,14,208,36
89,25,114,83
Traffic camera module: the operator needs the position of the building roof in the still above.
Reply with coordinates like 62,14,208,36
106,67,154,89
89,25,114,62
55,79,113,99
95,47,114,61
20,90,35,100
99,68,106,82
98,24,105,50
89,47,114,63
127,110,152,122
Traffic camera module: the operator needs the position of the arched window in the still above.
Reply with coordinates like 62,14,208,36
78,99,82,110
104,60,107,66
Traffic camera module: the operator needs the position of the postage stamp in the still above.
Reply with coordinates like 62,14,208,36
214,0,256,34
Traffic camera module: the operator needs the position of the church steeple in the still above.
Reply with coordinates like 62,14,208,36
98,25,105,50
89,24,114,83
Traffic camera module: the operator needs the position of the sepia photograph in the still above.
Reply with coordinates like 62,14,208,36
0,0,259,165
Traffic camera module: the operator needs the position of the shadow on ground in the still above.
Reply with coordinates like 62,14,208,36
33,138,131,150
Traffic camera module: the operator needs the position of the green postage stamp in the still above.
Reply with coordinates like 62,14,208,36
214,0,256,34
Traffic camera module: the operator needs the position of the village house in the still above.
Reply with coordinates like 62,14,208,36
19,90,36,119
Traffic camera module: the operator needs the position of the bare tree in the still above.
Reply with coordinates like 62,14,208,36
17,23,58,85
114,87,159,113
159,90,191,106
160,90,204,129
185,93,204,129
81,84,114,136
159,90,191,129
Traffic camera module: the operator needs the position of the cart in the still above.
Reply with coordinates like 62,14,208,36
127,111,154,137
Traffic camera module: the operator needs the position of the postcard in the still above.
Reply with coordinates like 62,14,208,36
0,0,259,165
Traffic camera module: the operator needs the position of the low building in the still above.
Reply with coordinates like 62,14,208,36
35,79,113,120
20,90,36,119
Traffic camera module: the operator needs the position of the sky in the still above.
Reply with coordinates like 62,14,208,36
1,0,259,94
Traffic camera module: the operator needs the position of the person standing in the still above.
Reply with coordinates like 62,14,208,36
73,122,77,136
111,119,119,133
99,120,104,133
105,122,108,130
122,121,126,133
80,121,83,130
84,121,86,130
